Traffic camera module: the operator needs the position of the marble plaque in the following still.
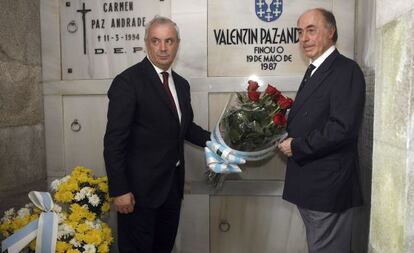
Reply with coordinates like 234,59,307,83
208,0,334,77
60,0,170,80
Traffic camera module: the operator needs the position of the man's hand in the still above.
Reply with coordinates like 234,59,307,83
278,137,293,157
113,192,135,214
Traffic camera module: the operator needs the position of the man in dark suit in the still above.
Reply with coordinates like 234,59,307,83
103,16,210,253
278,8,365,252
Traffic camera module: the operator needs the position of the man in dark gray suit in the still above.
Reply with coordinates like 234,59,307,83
278,8,365,253
104,16,210,253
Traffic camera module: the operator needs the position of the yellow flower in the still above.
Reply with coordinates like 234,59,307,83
98,182,108,193
60,179,79,192
56,241,71,253
11,218,26,232
67,249,81,253
29,240,36,251
77,173,90,183
76,222,90,233
74,232,85,242
101,202,110,213
72,166,93,176
98,242,110,253
83,229,103,244
54,191,74,203
29,213,40,221
0,221,11,234
102,225,113,243
86,211,97,221
1,230,10,237
68,206,85,222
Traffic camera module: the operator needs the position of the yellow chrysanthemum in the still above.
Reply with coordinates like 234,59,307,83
1,231,10,237
98,242,110,253
95,177,107,184
67,249,81,253
74,232,85,242
64,220,78,229
83,229,103,245
101,202,110,213
86,177,95,184
0,221,11,233
54,190,74,203
29,240,36,251
11,218,26,232
30,213,40,221
56,241,71,253
59,179,79,192
98,182,108,193
68,204,87,221
76,222,91,233
76,173,90,183
72,166,92,176
86,211,97,221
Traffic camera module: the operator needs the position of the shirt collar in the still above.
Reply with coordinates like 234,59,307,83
147,57,172,76
310,45,336,69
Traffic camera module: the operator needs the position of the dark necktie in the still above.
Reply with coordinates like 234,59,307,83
161,71,177,111
297,64,316,92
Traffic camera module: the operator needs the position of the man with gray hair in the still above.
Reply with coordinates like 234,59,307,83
278,8,365,252
104,16,210,253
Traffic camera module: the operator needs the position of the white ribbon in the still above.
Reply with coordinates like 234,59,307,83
205,124,288,174
205,140,246,174
1,191,58,253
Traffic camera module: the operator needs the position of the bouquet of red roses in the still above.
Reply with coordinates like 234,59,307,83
205,80,293,186
219,80,292,154
211,80,293,161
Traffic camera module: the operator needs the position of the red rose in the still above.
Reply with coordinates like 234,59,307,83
247,80,259,91
248,91,260,102
273,112,287,126
277,95,294,109
265,84,281,97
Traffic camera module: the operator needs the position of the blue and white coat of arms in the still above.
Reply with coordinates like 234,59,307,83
255,0,283,22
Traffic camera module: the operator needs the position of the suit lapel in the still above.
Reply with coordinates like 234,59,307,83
142,58,180,121
172,71,186,125
288,50,339,124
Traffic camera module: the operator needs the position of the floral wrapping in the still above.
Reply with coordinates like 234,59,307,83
206,80,293,187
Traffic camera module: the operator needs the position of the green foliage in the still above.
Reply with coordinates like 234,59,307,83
220,92,285,151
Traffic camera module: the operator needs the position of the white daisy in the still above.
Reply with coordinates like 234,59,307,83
4,208,15,217
50,178,61,191
53,203,62,213
17,208,30,219
74,191,86,201
57,223,75,239
88,194,100,207
83,244,96,253
69,238,81,248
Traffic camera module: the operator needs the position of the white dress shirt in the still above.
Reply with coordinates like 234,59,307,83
149,61,182,123
309,45,336,76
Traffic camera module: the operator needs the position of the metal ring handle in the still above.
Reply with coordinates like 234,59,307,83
70,119,81,132
219,220,231,232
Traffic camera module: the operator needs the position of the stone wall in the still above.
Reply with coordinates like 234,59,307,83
0,0,46,215
369,1,414,253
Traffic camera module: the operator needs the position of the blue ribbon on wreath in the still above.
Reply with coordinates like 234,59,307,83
1,191,58,253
